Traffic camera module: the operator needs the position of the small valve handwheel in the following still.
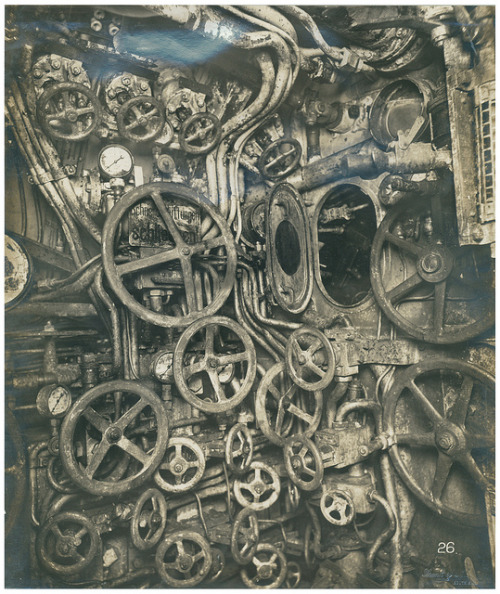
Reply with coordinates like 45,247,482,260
155,530,212,587
179,112,221,154
225,423,254,474
231,507,260,565
36,512,100,576
285,561,302,588
320,489,355,526
59,380,169,496
117,95,166,142
240,543,288,589
258,138,302,181
233,461,281,511
284,434,324,492
130,488,167,551
38,82,102,142
154,436,205,493
285,327,336,391
174,316,257,414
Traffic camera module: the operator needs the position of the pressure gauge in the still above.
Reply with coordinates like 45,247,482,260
5,234,32,310
151,350,174,383
98,144,134,179
36,385,72,419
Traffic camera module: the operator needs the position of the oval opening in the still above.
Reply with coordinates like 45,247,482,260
275,219,301,276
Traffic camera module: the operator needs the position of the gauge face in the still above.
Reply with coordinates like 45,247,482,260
37,385,72,418
152,351,174,383
5,234,32,309
98,144,134,178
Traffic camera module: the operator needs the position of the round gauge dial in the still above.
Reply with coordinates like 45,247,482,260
98,144,134,179
5,234,32,310
152,351,174,383
36,385,72,419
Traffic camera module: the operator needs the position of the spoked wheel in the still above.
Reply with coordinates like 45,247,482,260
258,138,302,180
173,316,257,413
102,182,237,328
154,437,205,493
130,488,168,550
370,194,494,343
231,507,260,565
240,543,288,589
225,423,254,474
233,461,281,511
155,530,212,587
255,362,323,446
117,95,166,142
60,380,169,496
384,359,494,526
283,434,324,491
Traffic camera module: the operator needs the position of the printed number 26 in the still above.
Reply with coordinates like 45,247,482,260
438,542,455,554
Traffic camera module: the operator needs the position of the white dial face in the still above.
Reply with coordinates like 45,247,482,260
153,352,173,382
47,386,72,417
99,145,133,178
5,235,30,306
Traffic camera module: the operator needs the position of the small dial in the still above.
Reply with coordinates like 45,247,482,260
98,144,134,179
5,234,32,309
152,351,174,383
36,385,72,419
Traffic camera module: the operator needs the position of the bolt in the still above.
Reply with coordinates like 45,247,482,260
174,464,183,473
122,77,131,86
140,82,149,91
437,434,454,450
181,247,191,256
72,65,81,76
33,68,43,79
359,445,369,457
421,253,441,273
254,486,262,494
52,60,61,70
209,359,218,369
107,89,116,99
297,354,306,365
471,224,484,243
107,426,121,442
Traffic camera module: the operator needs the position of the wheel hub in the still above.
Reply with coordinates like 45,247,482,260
435,423,466,454
56,537,76,557
105,426,122,443
258,564,273,580
178,554,193,572
172,458,185,475
66,110,78,123
291,455,303,472
417,246,454,282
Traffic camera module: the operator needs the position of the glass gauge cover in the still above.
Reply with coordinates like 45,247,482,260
98,144,134,179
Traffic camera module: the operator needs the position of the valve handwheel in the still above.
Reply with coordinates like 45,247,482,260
231,507,260,565
320,489,355,526
255,362,323,446
285,327,336,391
179,112,221,154
130,488,167,550
234,461,281,511
384,359,494,526
38,82,102,142
155,530,212,587
36,511,100,576
225,423,254,474
283,434,324,491
258,138,302,181
174,316,257,413
240,543,288,589
117,95,166,143
154,436,205,493
285,561,302,588
102,182,237,327
60,380,169,496
370,194,494,343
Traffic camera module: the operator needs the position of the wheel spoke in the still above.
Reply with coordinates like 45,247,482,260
117,437,150,465
116,398,146,430
385,232,424,257
267,383,282,402
302,466,316,477
304,359,325,378
116,248,181,276
151,192,185,246
51,524,64,540
274,401,286,433
306,337,323,357
448,375,474,426
395,432,435,447
191,235,226,254
184,360,206,378
205,324,216,356
408,380,443,424
217,351,249,365
458,452,491,491
287,403,314,426
430,451,453,500
433,280,447,334
180,256,198,313
387,273,423,304
207,369,227,402
83,407,110,433
85,440,111,478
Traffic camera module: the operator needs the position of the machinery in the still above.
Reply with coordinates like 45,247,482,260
4,5,495,588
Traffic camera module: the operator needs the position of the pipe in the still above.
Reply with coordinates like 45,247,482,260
29,441,48,527
366,491,397,579
240,6,299,43
30,261,102,302
336,399,383,431
93,269,122,376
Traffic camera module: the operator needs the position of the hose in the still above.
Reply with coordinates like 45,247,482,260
30,260,102,302
366,491,397,579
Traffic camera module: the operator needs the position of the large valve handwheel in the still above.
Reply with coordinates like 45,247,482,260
36,512,101,576
283,434,324,492
320,489,355,526
384,359,494,526
255,362,323,446
285,327,336,391
174,316,257,413
130,488,168,551
102,182,237,327
154,436,205,493
38,82,102,141
231,507,260,565
258,138,302,180
60,380,169,496
240,543,288,589
225,423,254,474
370,194,494,343
117,95,166,142
179,112,222,154
234,461,281,511
155,530,212,587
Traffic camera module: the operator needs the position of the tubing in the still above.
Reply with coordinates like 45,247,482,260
93,269,122,376
366,491,397,579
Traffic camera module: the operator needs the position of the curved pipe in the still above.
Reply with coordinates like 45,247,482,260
93,269,122,375
335,399,383,432
240,6,299,43
30,261,102,302
366,491,397,578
